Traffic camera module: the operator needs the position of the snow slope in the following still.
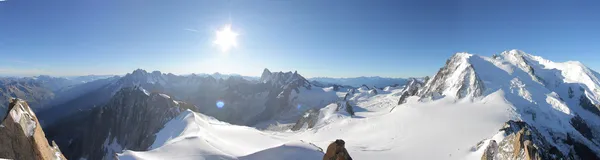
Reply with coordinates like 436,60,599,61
118,110,323,160
119,50,600,159
119,87,513,160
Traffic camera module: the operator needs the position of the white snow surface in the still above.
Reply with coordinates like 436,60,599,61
119,87,513,160
159,93,170,99
8,101,38,137
118,50,600,159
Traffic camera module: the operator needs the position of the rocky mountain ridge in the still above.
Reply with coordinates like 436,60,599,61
398,49,600,159
0,98,65,160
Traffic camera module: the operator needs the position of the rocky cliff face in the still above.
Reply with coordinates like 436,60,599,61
48,87,195,160
398,78,423,105
0,98,65,160
480,120,598,160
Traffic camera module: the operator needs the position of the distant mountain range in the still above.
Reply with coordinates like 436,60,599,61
2,49,600,160
309,76,414,88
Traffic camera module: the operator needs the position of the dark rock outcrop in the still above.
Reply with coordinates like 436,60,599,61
323,139,352,160
368,88,378,95
291,108,320,131
398,78,423,105
480,120,600,160
0,98,65,160
579,94,600,117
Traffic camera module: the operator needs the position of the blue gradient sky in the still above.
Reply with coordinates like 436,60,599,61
1,0,599,77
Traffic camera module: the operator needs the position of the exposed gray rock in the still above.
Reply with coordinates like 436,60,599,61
481,140,498,160
479,120,600,160
398,78,423,105
291,108,320,131
579,94,600,117
368,88,378,95
0,98,65,160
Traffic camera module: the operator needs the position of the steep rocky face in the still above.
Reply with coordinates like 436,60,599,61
480,120,599,160
398,78,423,105
579,94,600,116
0,98,65,160
48,87,195,160
246,69,318,125
291,108,320,131
418,53,485,100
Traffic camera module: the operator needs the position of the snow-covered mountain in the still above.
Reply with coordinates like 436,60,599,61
46,87,196,160
4,49,599,159
116,50,600,160
42,68,341,160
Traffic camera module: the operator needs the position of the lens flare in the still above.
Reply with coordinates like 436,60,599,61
297,104,301,110
214,24,238,52
216,100,225,108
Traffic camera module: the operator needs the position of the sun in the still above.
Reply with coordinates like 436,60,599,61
214,24,239,52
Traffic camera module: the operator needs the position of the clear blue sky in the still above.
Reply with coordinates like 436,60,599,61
1,0,599,77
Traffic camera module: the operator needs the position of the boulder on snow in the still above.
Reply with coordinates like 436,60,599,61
323,139,352,160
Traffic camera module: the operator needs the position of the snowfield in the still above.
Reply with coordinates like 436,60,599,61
119,87,514,160
119,50,600,159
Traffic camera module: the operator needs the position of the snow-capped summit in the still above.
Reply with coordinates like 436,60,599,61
120,69,168,86
260,68,272,81
418,52,484,100
259,68,311,89
408,50,600,159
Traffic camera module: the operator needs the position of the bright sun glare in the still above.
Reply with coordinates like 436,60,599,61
214,24,239,52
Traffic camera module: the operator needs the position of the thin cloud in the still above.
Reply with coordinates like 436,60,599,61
184,28,200,32
0,67,52,76
8,59,30,64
